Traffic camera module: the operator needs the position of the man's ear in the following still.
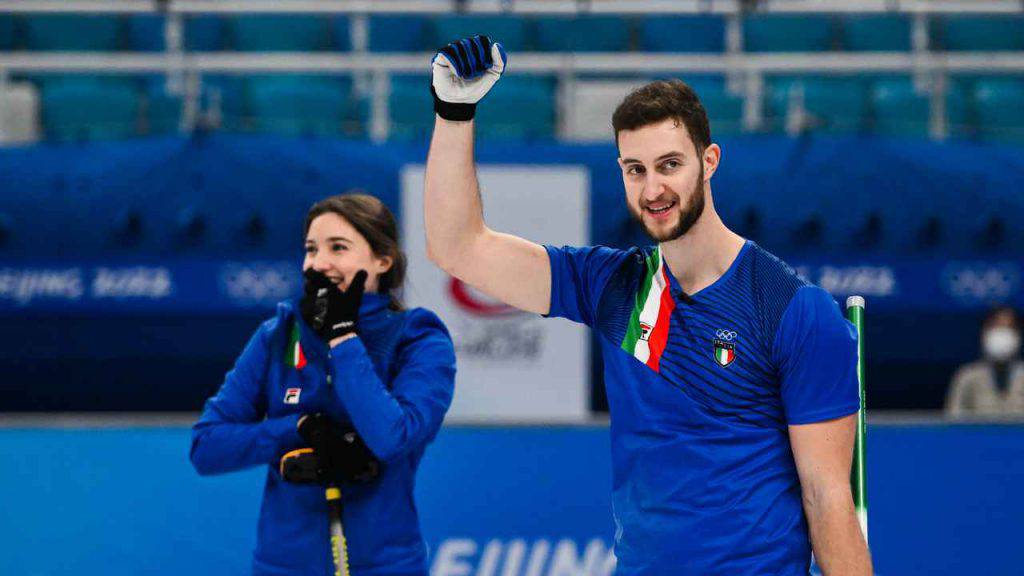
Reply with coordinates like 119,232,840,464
703,143,722,181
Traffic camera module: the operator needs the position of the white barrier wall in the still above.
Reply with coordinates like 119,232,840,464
402,165,590,421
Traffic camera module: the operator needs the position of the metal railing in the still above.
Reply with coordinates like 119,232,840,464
3,50,1023,141
1,0,1023,142
0,0,1022,15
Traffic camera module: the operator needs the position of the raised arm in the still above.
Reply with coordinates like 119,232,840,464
424,35,551,315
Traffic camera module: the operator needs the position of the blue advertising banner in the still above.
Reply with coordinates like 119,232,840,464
2,257,1020,314
0,259,298,314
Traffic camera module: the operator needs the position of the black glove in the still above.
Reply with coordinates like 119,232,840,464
299,269,367,341
291,413,381,484
279,448,321,483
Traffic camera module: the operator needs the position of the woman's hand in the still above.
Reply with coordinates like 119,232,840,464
299,269,367,343
289,413,381,485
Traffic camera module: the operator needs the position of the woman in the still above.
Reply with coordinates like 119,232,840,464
946,305,1024,418
191,193,456,576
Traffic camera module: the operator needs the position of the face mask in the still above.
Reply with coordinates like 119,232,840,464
983,327,1021,362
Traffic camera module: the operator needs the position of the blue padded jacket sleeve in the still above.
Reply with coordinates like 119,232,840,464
190,321,303,475
544,244,628,327
774,285,861,426
329,309,456,463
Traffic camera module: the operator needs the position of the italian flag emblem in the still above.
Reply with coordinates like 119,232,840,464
713,340,736,367
621,246,677,372
285,321,307,370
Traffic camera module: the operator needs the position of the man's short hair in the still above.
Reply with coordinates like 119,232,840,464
612,79,711,152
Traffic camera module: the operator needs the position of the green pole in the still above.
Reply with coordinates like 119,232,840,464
846,296,868,542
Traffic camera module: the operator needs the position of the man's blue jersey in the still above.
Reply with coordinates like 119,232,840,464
544,240,859,575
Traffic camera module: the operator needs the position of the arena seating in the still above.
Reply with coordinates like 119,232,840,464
127,15,224,52
533,16,632,53
226,14,336,52
1,13,1022,144
24,14,122,51
841,14,912,52
639,16,725,53
245,75,357,137
388,74,434,141
39,77,139,141
368,16,430,52
0,15,15,50
743,14,835,52
937,16,1024,51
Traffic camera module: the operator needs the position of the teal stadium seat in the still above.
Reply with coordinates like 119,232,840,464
0,16,16,50
841,15,911,51
743,15,835,52
388,75,433,141
246,76,357,137
640,16,725,53
683,76,743,135
41,77,139,141
127,15,166,51
973,77,1024,144
870,77,930,137
533,17,631,52
142,77,182,135
202,75,247,131
870,76,968,139
25,15,122,51
128,15,224,51
474,76,555,141
368,16,429,52
228,15,332,51
428,16,528,52
766,76,868,134
329,17,354,52
938,16,1024,51
945,77,974,139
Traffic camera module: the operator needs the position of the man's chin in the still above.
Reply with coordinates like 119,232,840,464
643,217,683,242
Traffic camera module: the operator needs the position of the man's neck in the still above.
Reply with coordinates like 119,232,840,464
659,201,746,296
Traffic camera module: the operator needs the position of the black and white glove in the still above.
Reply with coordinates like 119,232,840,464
431,34,507,121
299,269,367,342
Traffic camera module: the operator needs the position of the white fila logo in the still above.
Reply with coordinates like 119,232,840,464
283,388,301,405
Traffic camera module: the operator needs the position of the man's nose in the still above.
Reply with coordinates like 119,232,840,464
643,171,669,200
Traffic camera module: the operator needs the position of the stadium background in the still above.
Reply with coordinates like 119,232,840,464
1,1,1022,574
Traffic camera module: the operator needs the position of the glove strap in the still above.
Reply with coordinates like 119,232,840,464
432,84,476,121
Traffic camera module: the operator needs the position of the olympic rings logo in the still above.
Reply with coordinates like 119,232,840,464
220,262,298,304
715,329,737,341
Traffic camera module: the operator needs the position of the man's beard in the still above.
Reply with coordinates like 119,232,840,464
630,169,706,243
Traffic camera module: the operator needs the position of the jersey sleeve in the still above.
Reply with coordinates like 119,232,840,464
544,244,629,327
773,285,861,425
190,319,304,475
329,309,456,463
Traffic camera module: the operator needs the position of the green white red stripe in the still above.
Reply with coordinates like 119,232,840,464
286,321,307,370
715,346,735,366
621,246,677,372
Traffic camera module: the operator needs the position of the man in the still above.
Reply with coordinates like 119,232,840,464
424,35,872,575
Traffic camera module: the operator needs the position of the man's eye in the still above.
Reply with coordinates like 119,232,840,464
332,243,347,252
627,165,644,175
305,246,316,254
662,160,680,170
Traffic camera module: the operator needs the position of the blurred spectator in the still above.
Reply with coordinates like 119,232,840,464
946,306,1024,418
